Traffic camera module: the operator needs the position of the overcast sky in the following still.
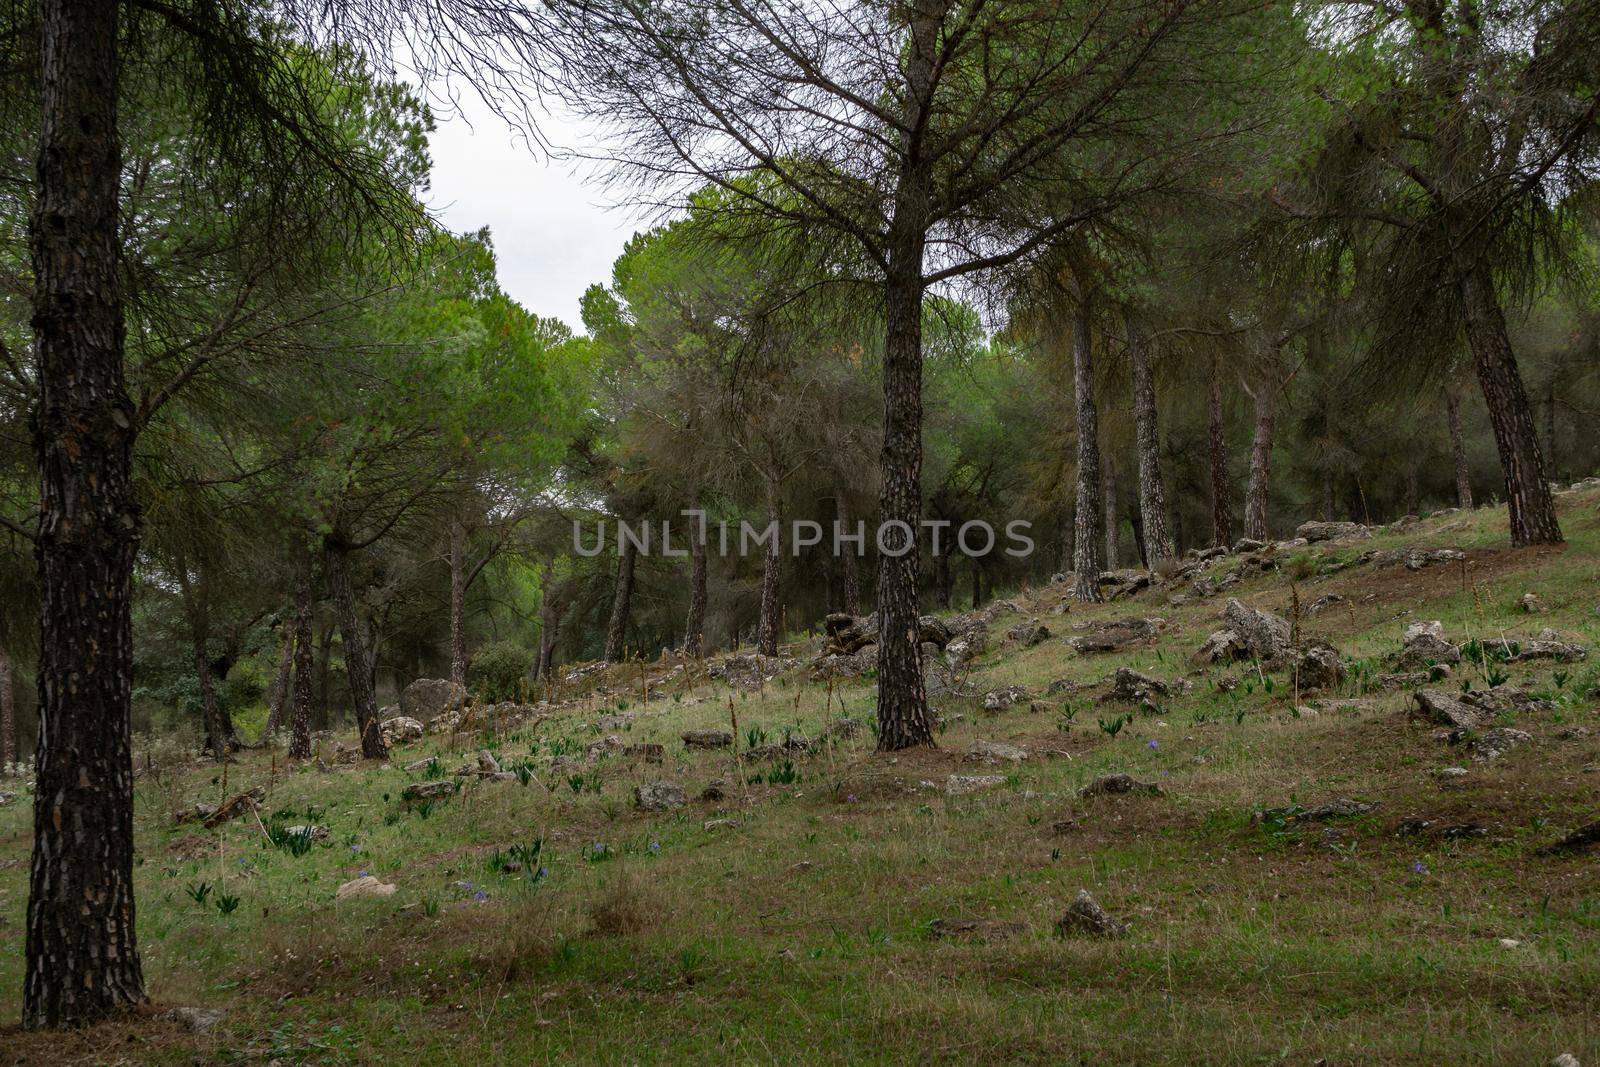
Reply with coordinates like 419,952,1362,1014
422,98,646,332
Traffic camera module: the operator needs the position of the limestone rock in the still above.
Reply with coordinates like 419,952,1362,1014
634,781,687,811
336,875,397,900
1295,520,1371,543
379,716,424,746
400,678,467,722
1078,773,1163,798
401,780,457,802
945,774,1007,796
1056,889,1129,938
966,739,1027,764
682,729,733,750
1067,616,1164,654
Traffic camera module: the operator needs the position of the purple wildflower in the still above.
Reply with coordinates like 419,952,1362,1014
1411,861,1428,875
1147,740,1159,750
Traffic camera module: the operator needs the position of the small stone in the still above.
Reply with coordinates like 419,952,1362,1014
945,774,1007,796
1078,773,1163,798
634,781,687,811
336,875,397,900
1056,889,1129,938
401,780,457,802
476,749,501,774
1435,766,1469,782
164,1007,226,1033
702,818,740,831
1498,937,1522,950
1550,1055,1580,1067
1521,592,1543,613
682,729,733,750
967,739,1027,764
981,685,1029,711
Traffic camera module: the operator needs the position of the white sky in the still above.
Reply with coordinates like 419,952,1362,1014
422,98,647,331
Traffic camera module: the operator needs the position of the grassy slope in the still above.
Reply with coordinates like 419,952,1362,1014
2,491,1598,1065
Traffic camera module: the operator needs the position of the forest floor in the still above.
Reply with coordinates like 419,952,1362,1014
3,490,1600,1065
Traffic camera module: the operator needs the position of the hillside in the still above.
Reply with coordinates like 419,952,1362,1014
3,487,1599,1065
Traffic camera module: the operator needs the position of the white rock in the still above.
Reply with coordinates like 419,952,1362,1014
337,875,397,900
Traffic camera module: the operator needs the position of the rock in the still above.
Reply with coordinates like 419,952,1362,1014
1222,598,1293,660
1536,820,1600,856
1191,576,1220,599
945,774,1007,796
930,918,1026,942
624,742,665,763
1295,520,1371,543
1361,547,1468,571
595,713,635,730
1255,798,1374,825
1230,537,1266,553
282,824,329,842
810,652,872,680
682,729,733,750
1435,766,1470,783
982,599,1022,621
1485,631,1587,663
1306,594,1345,616
401,780,457,802
1078,773,1163,798
1193,629,1246,664
1101,667,1171,705
1521,592,1544,613
966,739,1027,764
917,615,954,650
1047,677,1091,696
944,630,987,666
476,749,501,774
1472,727,1532,762
634,781,687,811
201,786,266,829
700,780,726,802
1098,570,1153,600
982,685,1029,711
379,716,425,746
336,875,397,900
164,1007,226,1033
1413,689,1492,730
1549,1054,1580,1067
1066,616,1164,654
1056,889,1129,938
1393,621,1462,669
1293,644,1346,690
400,678,467,722
1006,621,1052,646
702,818,740,831
402,757,440,773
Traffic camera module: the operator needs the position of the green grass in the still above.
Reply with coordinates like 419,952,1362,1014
2,490,1598,1063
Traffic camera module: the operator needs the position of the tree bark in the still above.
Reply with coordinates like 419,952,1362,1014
934,543,951,610
323,542,387,759
24,0,146,1027
970,557,982,609
1459,264,1561,545
0,645,15,773
1207,352,1233,547
1127,314,1174,565
288,552,315,758
756,478,782,656
604,534,637,662
448,518,467,687
837,493,861,616
684,500,707,658
191,626,229,763
1443,384,1473,508
1244,343,1279,542
1071,296,1104,601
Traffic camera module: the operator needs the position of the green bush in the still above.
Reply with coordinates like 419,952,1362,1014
470,641,534,702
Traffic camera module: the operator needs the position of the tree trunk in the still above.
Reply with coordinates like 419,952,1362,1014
323,542,387,759
0,645,15,773
288,552,315,759
935,544,951,610
1071,297,1104,601
755,479,782,655
604,535,637,662
191,626,228,763
448,518,467,687
1320,470,1334,522
24,0,145,1027
685,501,707,658
970,558,982,609
1244,344,1279,542
838,493,861,616
1207,352,1233,547
1459,264,1561,545
873,254,934,750
263,622,294,738
1127,314,1174,565
1403,466,1420,517
1102,458,1119,571
1443,384,1473,508
1543,378,1558,484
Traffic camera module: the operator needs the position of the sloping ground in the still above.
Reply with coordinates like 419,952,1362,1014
1,489,1598,1064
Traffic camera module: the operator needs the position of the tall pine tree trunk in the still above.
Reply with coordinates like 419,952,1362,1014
1071,297,1104,601
324,542,387,759
25,0,145,1027
837,494,861,616
448,518,467,687
1459,265,1560,544
756,478,782,656
1244,344,1279,542
1207,352,1233,547
685,499,707,658
1127,314,1174,565
1102,459,1119,571
1443,384,1473,508
604,535,637,662
289,552,315,759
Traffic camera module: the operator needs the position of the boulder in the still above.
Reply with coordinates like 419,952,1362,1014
1230,537,1266,553
379,716,424,746
1222,598,1293,660
1473,727,1533,762
1295,520,1371,543
336,875,397,900
1098,570,1153,600
1193,629,1246,664
1486,630,1587,663
917,615,954,649
1078,773,1163,798
1006,621,1051,647
1413,689,1493,731
1393,620,1461,669
1101,667,1171,705
476,749,501,774
400,678,467,722
966,739,1027,764
1056,889,1129,938
401,780,457,802
163,1007,227,1034
810,652,872,680
1066,616,1164,654
682,729,733,750
945,631,987,666
981,685,1028,711
1293,643,1346,690
634,781,687,811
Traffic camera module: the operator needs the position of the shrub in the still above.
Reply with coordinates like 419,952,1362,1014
470,641,534,703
